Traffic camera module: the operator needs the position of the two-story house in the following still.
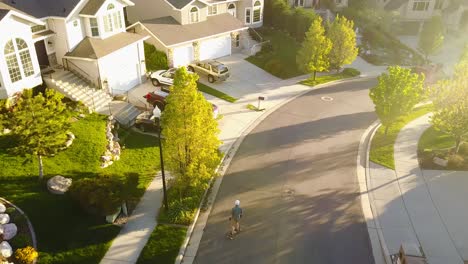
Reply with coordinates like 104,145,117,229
289,0,348,9
0,0,148,101
126,0,264,67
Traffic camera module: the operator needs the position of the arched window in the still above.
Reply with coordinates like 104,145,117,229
107,3,115,10
190,7,199,23
253,1,262,23
4,38,34,83
228,3,236,17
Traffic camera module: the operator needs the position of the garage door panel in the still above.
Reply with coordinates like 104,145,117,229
173,45,194,67
200,35,231,61
105,44,141,93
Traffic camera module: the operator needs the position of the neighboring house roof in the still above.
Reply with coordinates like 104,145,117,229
80,0,134,16
167,0,194,9
65,32,147,60
384,0,408,11
0,1,44,24
139,13,247,47
1,0,81,18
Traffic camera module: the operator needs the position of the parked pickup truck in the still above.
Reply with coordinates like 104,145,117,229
143,89,219,119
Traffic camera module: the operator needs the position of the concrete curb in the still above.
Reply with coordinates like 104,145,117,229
176,76,377,264
356,121,392,264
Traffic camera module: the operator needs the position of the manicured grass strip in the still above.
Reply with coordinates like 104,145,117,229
418,127,455,152
197,82,237,103
300,68,361,87
137,225,187,264
369,104,433,169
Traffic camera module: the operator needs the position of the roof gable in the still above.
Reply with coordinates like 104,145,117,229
80,0,134,16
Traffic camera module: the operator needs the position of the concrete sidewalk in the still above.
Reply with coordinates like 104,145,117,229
100,55,387,264
368,114,465,264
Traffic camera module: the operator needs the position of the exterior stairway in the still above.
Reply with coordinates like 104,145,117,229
45,70,141,127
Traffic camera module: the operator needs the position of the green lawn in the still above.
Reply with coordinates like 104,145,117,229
245,28,305,79
418,127,455,152
369,105,433,169
136,225,187,264
197,82,237,103
300,68,361,87
0,114,160,264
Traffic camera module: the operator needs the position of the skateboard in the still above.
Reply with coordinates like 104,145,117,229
226,227,241,240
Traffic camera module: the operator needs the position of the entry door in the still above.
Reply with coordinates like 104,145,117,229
34,40,49,69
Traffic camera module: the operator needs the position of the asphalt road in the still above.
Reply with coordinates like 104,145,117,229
196,78,378,264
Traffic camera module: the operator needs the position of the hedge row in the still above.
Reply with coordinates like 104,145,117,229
144,42,168,72
264,0,316,42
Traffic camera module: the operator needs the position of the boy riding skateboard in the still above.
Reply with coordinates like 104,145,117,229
229,200,243,239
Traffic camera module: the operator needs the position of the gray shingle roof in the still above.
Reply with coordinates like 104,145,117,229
167,0,194,9
140,13,247,46
65,32,146,59
384,0,408,10
0,0,81,18
80,0,106,16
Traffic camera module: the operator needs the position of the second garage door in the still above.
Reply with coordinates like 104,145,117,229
199,35,231,61
173,44,194,67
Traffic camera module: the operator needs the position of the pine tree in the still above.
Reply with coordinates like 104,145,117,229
161,67,221,196
327,15,358,72
297,16,332,80
430,62,468,153
369,66,425,135
9,89,71,180
418,16,444,61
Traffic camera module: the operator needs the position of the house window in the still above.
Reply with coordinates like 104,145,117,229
208,4,218,15
245,8,251,24
107,4,115,10
4,38,34,83
190,7,199,23
412,0,430,11
335,0,342,4
434,0,443,9
73,20,78,27
103,15,113,32
253,1,262,23
294,0,305,7
90,18,99,36
113,11,122,29
228,3,236,17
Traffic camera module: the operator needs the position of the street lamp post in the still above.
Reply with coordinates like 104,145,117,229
153,106,169,210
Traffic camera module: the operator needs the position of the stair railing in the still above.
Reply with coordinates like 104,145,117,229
63,58,102,90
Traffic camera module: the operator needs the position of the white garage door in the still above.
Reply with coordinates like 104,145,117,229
173,44,194,67
103,43,141,93
199,35,231,61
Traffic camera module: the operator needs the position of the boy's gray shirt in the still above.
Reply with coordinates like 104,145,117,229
231,205,243,220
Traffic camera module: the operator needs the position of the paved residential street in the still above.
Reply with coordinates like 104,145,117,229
196,78,378,264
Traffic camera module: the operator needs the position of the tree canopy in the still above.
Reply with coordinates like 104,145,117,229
297,16,332,80
326,15,358,72
161,67,221,196
369,66,425,134
418,16,445,60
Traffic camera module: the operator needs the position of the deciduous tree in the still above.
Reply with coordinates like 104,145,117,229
326,15,358,72
369,66,425,135
430,62,468,153
297,16,332,80
8,89,71,180
418,16,444,61
161,68,221,197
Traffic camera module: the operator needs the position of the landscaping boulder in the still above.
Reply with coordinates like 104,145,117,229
0,203,5,213
433,157,448,167
0,223,17,240
0,241,12,258
0,214,9,224
101,155,112,162
47,176,73,194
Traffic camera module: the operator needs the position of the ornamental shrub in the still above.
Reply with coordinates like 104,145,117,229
14,246,38,264
342,68,361,76
144,42,168,71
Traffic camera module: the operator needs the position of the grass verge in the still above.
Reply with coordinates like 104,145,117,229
300,68,361,86
197,82,237,103
0,113,160,264
136,224,187,264
369,104,433,169
245,28,305,79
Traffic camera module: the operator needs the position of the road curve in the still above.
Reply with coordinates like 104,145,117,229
196,78,378,264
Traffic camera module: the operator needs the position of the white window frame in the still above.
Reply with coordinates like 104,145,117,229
207,4,218,16
4,38,34,83
434,0,443,9
245,8,251,24
228,3,236,17
190,7,199,23
103,4,123,33
412,0,430,11
253,1,262,23
90,17,99,37
294,0,305,7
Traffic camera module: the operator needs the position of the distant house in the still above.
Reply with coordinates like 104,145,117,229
288,0,348,10
0,0,148,101
126,0,264,67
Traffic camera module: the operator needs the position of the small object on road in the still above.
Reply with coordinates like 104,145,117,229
257,96,266,111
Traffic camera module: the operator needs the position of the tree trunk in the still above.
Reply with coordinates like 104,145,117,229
38,154,44,180
455,138,461,154
313,70,317,81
